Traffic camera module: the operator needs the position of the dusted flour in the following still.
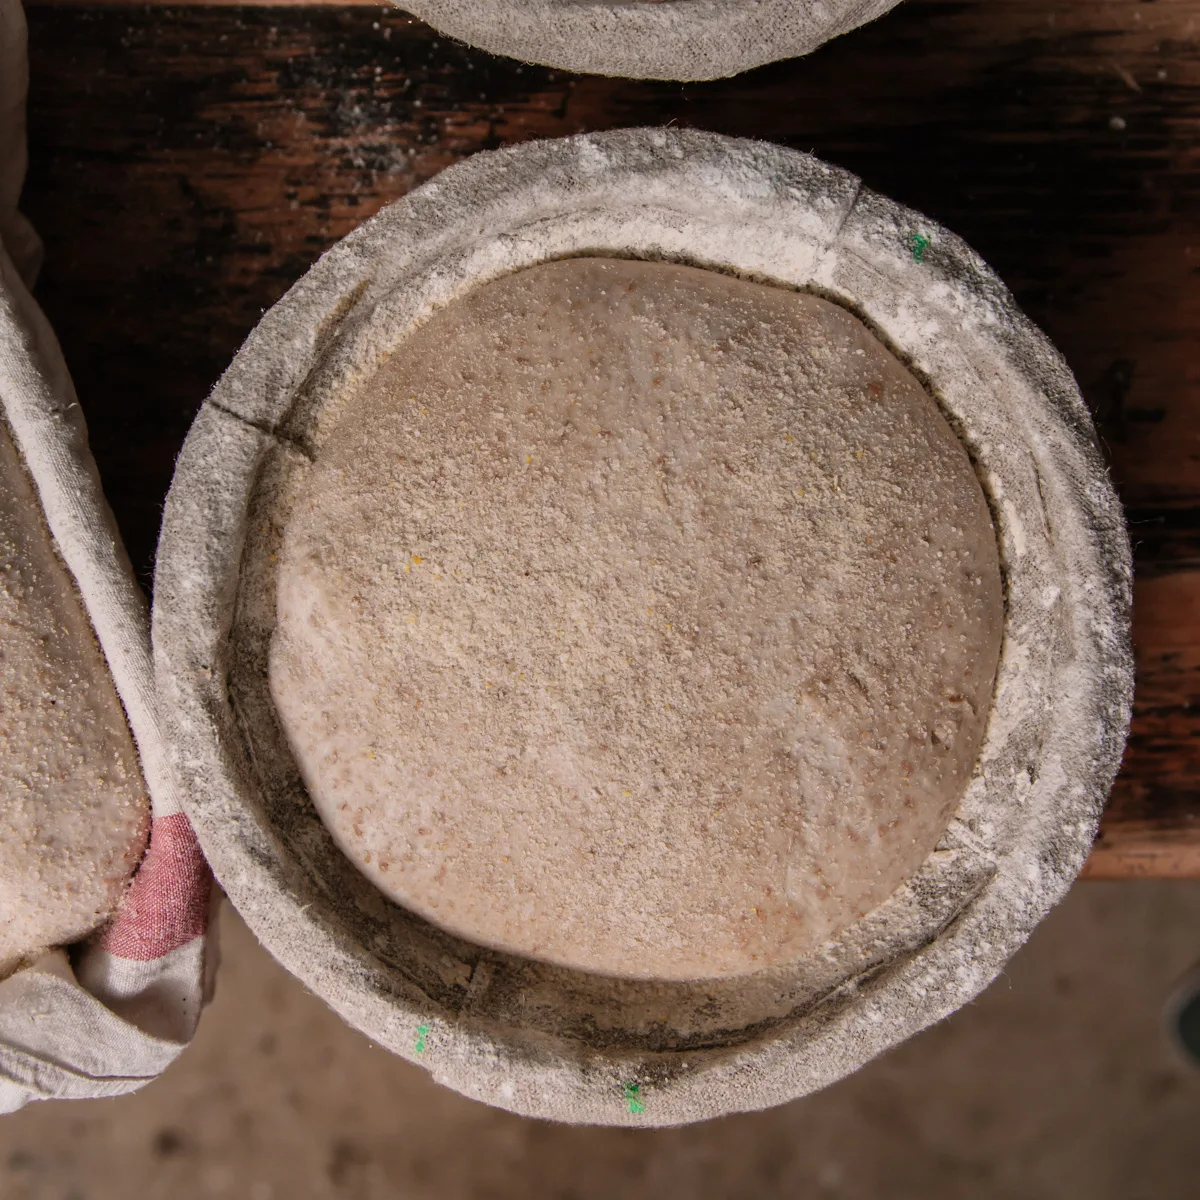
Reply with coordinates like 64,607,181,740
269,257,1003,980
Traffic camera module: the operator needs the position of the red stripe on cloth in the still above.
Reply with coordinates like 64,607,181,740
99,812,212,961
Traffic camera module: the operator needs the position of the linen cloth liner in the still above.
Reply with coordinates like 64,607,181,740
0,0,213,1112
397,0,904,81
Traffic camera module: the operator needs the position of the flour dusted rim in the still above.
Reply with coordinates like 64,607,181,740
397,0,904,81
153,129,1132,1126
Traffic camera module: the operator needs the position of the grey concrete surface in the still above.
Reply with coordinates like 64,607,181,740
2,881,1198,1199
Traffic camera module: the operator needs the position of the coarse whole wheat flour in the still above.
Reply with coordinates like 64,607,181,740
269,258,1003,980
0,418,149,979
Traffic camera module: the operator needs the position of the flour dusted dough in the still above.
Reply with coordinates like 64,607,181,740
0,422,148,978
270,258,1003,980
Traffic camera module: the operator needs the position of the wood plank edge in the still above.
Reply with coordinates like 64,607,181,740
1081,833,1200,880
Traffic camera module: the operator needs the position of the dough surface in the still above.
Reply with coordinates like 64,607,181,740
269,258,1003,980
0,421,148,978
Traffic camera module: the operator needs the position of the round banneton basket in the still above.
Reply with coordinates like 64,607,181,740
397,0,904,80
154,128,1132,1127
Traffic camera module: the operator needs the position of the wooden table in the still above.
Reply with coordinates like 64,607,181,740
20,0,1200,877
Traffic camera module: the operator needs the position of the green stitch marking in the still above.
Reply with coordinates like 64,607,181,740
623,1082,645,1115
911,233,930,263
414,1022,431,1054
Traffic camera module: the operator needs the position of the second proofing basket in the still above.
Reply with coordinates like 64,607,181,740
393,0,906,81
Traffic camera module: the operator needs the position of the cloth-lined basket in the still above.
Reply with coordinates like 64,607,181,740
0,0,212,1112
154,128,1132,1126
397,0,906,80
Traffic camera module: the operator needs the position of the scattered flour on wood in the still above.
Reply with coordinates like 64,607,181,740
268,258,1003,980
0,421,148,979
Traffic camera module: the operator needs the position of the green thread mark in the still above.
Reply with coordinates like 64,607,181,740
911,233,931,263
414,1022,431,1054
623,1082,645,1115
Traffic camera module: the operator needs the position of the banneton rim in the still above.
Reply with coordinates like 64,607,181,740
153,128,1133,1126
393,0,905,81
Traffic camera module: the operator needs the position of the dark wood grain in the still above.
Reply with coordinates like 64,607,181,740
21,0,1200,876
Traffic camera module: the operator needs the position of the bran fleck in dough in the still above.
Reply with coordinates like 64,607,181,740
0,421,148,979
269,257,1003,981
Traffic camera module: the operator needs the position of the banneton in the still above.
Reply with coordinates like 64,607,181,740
154,129,1132,1126
397,0,906,81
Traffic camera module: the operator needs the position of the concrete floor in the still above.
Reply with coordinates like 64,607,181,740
1,881,1198,1200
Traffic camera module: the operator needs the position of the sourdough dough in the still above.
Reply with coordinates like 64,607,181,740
269,258,1003,980
0,421,148,978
